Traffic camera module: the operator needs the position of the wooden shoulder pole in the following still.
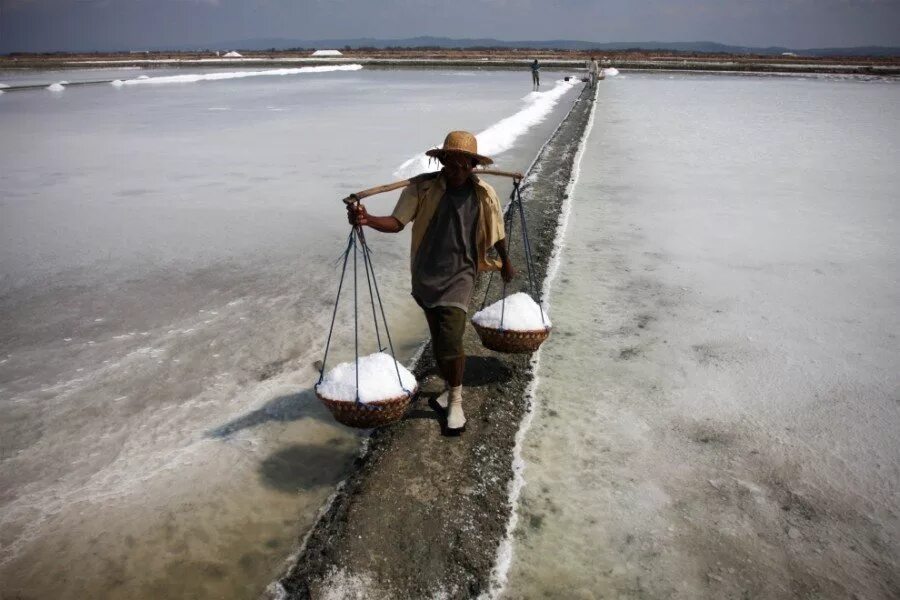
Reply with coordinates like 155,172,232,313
341,169,524,205
475,168,525,180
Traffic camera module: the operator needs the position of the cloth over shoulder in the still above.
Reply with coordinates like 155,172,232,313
391,172,505,273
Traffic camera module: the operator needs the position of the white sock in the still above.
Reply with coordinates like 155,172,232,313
435,380,450,409
447,386,466,430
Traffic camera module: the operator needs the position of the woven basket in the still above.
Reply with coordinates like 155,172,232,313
472,321,551,354
316,386,417,429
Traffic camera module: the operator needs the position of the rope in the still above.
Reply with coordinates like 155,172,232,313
480,270,495,310
361,231,384,352
478,181,545,330
514,182,546,327
317,209,411,413
352,230,360,405
317,231,355,385
359,228,412,398
499,192,515,331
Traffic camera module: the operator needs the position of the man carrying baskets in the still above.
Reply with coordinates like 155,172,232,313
347,131,515,434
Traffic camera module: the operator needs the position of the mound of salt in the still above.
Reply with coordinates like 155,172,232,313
47,83,65,92
472,292,551,331
317,352,417,403
603,67,620,77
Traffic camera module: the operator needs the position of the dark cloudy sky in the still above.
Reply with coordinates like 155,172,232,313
2,0,899,53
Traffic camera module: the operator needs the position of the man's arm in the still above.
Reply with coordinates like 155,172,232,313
493,238,516,282
347,203,404,233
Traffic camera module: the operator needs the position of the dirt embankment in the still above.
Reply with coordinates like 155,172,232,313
3,49,898,75
268,84,595,599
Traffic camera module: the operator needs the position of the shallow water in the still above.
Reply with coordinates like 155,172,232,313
503,73,900,598
0,66,271,88
0,67,579,599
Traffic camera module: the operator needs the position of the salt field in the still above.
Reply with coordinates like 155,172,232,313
0,66,580,599
501,73,900,598
3,62,899,599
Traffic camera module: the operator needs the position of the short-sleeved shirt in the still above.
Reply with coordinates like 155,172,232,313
411,182,480,310
391,172,506,275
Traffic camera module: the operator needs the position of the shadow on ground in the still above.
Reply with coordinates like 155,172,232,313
259,440,358,492
462,355,513,386
404,354,515,427
206,387,335,438
206,356,511,438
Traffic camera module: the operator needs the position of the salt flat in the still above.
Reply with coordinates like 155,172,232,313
0,66,580,599
503,72,900,599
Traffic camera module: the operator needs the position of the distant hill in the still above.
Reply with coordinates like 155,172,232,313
208,36,900,58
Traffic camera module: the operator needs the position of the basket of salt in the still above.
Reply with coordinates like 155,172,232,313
471,292,552,354
315,352,418,428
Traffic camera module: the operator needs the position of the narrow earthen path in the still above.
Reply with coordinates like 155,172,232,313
274,84,596,600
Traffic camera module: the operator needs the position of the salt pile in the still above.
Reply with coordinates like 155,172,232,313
394,79,579,178
110,65,362,87
47,83,66,92
317,352,417,403
472,292,551,331
603,67,620,77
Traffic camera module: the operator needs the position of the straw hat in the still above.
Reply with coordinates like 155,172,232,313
425,131,493,166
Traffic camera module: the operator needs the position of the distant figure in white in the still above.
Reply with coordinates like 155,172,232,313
347,131,516,435
587,56,600,88
531,59,540,89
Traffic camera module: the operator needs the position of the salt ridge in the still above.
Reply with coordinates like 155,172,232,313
393,79,579,179
109,64,363,87
481,83,600,600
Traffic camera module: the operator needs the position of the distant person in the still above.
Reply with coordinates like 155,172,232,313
531,59,540,89
347,131,515,435
588,56,600,88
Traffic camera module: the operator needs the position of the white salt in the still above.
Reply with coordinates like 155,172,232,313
111,65,361,87
317,352,417,403
472,292,551,331
394,79,578,178
47,83,65,92
603,67,620,77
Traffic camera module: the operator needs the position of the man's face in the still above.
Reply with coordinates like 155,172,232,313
441,154,475,188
